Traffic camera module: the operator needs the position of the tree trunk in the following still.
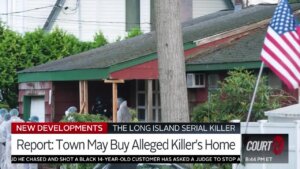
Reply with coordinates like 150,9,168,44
155,0,189,122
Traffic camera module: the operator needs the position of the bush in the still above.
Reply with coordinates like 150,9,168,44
192,69,296,122
129,108,138,122
125,28,143,39
58,113,108,169
60,113,108,122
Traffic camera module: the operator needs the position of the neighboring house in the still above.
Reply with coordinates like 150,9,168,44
0,0,233,41
17,4,300,122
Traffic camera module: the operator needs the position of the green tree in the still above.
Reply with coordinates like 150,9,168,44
0,24,24,107
192,69,296,122
92,31,108,48
0,25,108,108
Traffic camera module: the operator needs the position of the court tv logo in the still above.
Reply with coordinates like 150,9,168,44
242,134,288,163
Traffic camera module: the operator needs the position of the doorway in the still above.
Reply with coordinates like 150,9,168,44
23,96,45,122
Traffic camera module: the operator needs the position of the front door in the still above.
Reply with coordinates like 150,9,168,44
30,96,45,122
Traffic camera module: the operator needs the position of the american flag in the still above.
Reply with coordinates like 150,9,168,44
261,0,300,89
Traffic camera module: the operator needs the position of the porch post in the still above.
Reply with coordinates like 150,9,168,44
104,79,124,122
113,83,118,122
147,80,153,122
83,81,89,114
79,80,89,114
79,81,84,113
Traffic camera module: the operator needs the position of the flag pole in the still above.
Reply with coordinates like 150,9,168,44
245,62,264,133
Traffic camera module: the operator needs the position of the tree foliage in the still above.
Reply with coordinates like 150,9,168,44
0,24,108,108
192,69,296,122
0,23,24,107
0,22,143,108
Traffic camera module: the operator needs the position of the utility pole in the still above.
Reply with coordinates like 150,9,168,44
43,0,65,32
155,0,189,122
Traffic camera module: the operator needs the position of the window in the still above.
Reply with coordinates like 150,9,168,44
136,80,161,122
152,80,161,122
195,74,205,86
126,0,140,31
208,74,219,89
208,74,220,102
186,73,205,88
136,80,146,121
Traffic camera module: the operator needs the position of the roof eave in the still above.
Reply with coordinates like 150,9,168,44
186,61,263,72
18,68,109,83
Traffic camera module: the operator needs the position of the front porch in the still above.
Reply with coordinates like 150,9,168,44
18,79,164,122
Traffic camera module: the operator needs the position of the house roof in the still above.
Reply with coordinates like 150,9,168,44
186,28,266,71
20,9,237,73
19,3,300,82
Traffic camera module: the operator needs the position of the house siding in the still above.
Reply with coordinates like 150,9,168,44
0,0,54,33
54,0,127,41
140,0,151,33
193,0,230,18
54,81,79,122
18,81,53,122
0,0,127,41
0,0,231,41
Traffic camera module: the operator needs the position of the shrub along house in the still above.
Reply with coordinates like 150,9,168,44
18,4,300,122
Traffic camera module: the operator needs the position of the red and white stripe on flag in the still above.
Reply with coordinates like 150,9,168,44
260,0,300,90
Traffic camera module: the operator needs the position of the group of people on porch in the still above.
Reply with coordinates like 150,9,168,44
67,97,132,122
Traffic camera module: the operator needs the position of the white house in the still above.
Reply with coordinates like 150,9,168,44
0,0,233,41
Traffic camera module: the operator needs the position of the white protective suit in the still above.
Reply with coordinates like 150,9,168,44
0,119,8,169
64,106,78,122
3,116,24,169
117,101,131,122
23,116,39,169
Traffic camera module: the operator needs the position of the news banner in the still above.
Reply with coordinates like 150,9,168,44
10,122,244,163
11,123,289,163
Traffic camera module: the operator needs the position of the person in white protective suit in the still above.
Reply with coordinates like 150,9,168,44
3,109,24,169
117,98,131,122
0,109,8,169
9,108,24,122
0,108,8,123
23,116,39,169
64,106,78,122
0,113,11,169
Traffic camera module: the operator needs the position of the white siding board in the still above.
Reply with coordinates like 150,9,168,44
54,0,127,41
12,0,25,33
1,0,230,41
193,0,229,18
80,0,97,40
0,0,9,24
54,0,80,39
21,0,54,32
140,0,151,33
96,0,126,42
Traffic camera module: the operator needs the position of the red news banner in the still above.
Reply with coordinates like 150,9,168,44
11,122,241,163
12,122,108,134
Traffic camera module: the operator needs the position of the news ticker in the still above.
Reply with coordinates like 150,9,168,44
10,123,288,163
